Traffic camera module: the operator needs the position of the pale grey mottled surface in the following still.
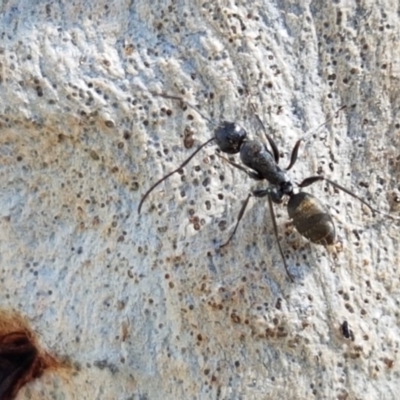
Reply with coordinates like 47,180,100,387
0,0,399,399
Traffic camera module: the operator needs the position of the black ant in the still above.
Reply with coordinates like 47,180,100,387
138,92,398,281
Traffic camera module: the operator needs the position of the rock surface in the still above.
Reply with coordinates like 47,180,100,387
0,1,399,399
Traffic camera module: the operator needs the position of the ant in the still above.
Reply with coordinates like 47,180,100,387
138,92,398,281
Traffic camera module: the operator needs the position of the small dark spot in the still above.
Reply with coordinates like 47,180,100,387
36,86,43,97
341,320,354,340
202,177,210,187
383,358,394,369
345,303,354,313
90,150,100,161
275,298,282,310
218,220,227,231
183,127,195,149
131,182,139,191
105,120,115,128
230,312,241,323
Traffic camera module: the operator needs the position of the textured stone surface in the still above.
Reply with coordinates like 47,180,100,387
0,1,399,399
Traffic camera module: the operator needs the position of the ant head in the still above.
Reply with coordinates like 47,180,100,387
214,122,247,154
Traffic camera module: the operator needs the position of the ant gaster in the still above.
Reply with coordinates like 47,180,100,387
138,93,398,281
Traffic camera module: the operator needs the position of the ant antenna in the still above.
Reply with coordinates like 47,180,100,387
149,92,217,127
138,92,225,214
249,103,280,163
139,91,249,214
300,105,347,144
250,103,346,164
284,106,346,171
137,137,215,214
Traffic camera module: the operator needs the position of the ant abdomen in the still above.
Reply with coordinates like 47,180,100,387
287,192,336,245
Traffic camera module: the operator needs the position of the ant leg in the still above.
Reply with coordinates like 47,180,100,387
249,103,280,164
216,153,263,181
286,106,348,171
252,188,294,281
266,193,294,282
298,175,400,220
253,187,284,204
286,139,303,171
138,138,215,214
220,193,252,248
297,175,325,188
